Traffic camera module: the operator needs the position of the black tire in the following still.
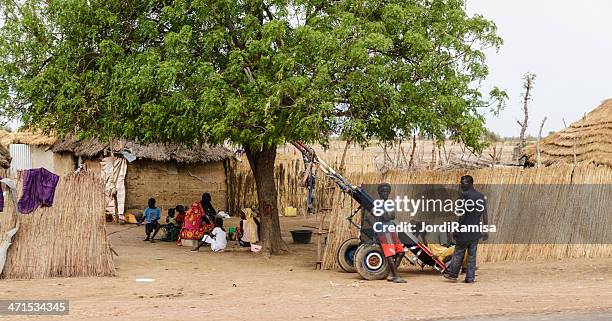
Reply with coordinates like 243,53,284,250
355,243,389,280
337,238,360,273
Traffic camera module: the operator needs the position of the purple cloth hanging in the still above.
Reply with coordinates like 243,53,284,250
17,168,60,214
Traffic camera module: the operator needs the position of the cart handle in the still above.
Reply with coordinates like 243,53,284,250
346,206,362,229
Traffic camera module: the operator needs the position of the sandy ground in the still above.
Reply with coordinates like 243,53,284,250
1,216,611,321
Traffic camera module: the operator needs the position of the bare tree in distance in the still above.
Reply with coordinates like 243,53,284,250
515,72,536,161
536,117,548,167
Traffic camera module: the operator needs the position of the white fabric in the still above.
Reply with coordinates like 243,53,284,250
1,178,18,207
202,227,227,252
0,179,19,275
100,156,127,215
0,223,19,275
217,211,230,218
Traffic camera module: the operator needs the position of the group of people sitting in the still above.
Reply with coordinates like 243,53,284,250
137,193,261,252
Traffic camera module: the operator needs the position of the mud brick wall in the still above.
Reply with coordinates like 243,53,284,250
124,160,228,214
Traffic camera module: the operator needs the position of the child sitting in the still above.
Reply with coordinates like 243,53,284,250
238,208,260,247
192,217,227,252
175,205,186,225
137,198,161,242
161,208,180,242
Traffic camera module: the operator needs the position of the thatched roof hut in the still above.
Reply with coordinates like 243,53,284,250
0,129,58,147
52,138,232,163
51,137,233,212
0,130,234,210
0,144,11,169
525,99,612,167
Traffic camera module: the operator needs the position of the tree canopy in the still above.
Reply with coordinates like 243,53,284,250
1,0,505,150
1,0,506,253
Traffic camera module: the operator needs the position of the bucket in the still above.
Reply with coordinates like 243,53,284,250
284,207,297,217
181,239,198,247
290,230,313,244
124,214,138,224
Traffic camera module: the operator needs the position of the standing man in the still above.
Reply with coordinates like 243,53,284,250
444,175,488,283
377,183,406,283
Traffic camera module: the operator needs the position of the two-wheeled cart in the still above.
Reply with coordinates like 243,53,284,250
292,142,447,280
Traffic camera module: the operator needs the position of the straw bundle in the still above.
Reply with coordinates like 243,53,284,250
525,98,612,167
0,129,58,147
52,137,232,163
0,172,115,279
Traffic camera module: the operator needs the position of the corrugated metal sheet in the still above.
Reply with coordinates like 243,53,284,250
9,144,32,175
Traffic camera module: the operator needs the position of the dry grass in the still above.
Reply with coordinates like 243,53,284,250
228,140,518,214
0,144,10,169
0,129,58,146
52,137,232,163
0,171,115,279
276,139,518,172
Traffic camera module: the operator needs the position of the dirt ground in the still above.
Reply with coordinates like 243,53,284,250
1,216,611,321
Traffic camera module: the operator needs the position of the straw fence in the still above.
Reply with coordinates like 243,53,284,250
322,164,612,269
228,160,612,270
0,172,115,279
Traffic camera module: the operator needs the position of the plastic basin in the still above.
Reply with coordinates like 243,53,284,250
290,229,313,244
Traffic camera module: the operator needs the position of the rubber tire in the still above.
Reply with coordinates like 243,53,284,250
355,243,389,280
337,238,360,273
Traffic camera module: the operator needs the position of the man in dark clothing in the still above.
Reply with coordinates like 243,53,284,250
444,175,488,283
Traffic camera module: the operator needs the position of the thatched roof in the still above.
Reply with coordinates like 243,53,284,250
52,138,232,163
0,130,58,146
525,98,612,167
0,144,11,169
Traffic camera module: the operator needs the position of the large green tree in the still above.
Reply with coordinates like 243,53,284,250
0,0,505,253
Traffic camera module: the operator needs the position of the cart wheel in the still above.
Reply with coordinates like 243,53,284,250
355,243,389,280
337,238,360,273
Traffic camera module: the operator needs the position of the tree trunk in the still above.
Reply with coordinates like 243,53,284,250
409,134,416,168
245,145,287,255
536,117,547,167
339,139,351,174
515,73,535,161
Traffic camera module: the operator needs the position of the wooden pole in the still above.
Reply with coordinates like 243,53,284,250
109,139,119,223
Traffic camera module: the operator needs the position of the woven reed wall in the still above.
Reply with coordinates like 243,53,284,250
228,156,350,216
228,160,612,269
0,172,115,279
322,164,612,269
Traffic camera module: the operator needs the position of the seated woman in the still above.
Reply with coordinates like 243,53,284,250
200,193,216,227
178,202,212,246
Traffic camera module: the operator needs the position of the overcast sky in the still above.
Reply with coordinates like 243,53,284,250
4,2,610,137
466,0,612,137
